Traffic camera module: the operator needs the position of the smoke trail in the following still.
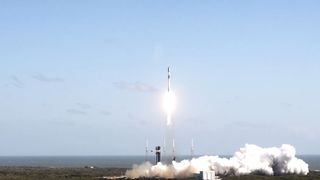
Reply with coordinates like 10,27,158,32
126,144,309,178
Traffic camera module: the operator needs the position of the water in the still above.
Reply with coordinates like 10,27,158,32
0,156,143,168
0,155,319,170
298,155,320,171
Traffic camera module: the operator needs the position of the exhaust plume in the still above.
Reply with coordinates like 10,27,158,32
126,144,308,178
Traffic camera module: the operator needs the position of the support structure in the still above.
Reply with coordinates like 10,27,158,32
155,146,161,164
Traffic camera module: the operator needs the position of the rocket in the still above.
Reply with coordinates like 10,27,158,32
168,66,171,92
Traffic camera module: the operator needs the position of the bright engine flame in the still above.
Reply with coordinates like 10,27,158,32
163,91,176,126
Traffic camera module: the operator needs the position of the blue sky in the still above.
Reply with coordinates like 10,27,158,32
0,0,320,155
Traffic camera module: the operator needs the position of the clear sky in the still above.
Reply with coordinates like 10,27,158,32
0,1,319,155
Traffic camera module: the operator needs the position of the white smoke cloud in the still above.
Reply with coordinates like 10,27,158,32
126,144,309,178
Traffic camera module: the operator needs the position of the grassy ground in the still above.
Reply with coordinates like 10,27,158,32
0,167,127,180
0,167,319,180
